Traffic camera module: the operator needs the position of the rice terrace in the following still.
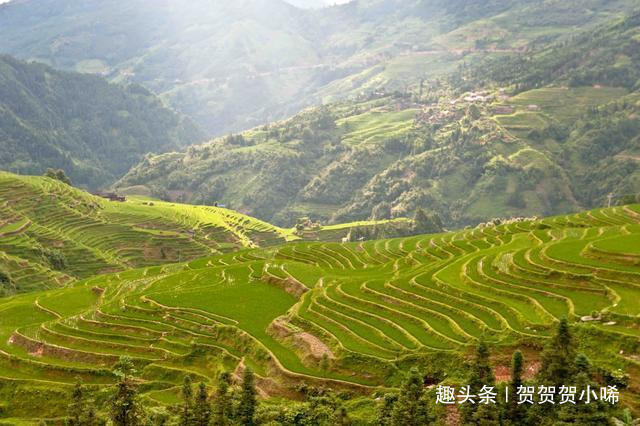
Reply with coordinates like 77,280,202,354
1,0,640,423
0,171,639,422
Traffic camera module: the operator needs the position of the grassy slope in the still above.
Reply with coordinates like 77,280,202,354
0,171,293,294
0,205,639,419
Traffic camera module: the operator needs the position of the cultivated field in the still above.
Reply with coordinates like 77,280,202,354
0,172,293,294
0,200,639,419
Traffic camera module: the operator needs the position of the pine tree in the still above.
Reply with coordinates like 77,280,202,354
556,354,611,425
612,408,640,426
194,382,212,426
67,379,86,426
412,209,443,235
238,368,257,426
462,341,499,425
213,372,232,426
376,393,398,426
538,319,577,389
44,168,72,185
390,368,430,426
504,350,528,425
110,356,145,426
180,375,195,425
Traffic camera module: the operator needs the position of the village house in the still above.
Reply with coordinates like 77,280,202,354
94,192,126,202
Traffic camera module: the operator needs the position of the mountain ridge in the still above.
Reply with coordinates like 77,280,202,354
0,55,205,189
2,0,637,136
115,10,640,227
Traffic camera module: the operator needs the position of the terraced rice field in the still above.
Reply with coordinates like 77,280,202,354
0,172,293,294
1,203,639,419
338,109,418,146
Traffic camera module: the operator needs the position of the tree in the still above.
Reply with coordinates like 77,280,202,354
237,368,258,426
302,127,315,144
462,341,499,425
504,350,528,425
109,356,145,426
44,168,72,185
0,270,13,287
413,209,443,235
556,354,611,425
612,409,640,426
538,319,577,389
390,368,430,426
180,375,195,425
371,202,392,220
194,382,212,426
376,393,398,426
507,190,526,209
67,379,86,426
213,372,232,426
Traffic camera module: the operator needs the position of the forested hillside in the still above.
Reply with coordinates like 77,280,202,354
0,56,204,188
1,0,637,135
455,11,640,92
118,88,640,228
116,11,640,227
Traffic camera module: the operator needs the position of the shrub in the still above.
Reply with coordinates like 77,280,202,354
41,249,68,271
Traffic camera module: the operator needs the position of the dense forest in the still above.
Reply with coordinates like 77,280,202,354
453,12,640,93
0,55,204,189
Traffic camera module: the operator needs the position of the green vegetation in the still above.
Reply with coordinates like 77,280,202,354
1,0,636,137
118,80,640,228
0,1,639,424
107,7,640,229
0,171,291,294
0,55,204,189
0,171,417,295
0,203,638,421
1,2,638,232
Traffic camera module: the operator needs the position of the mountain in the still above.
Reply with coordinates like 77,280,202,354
1,0,637,136
116,11,640,227
0,55,204,189
117,87,640,228
0,0,318,135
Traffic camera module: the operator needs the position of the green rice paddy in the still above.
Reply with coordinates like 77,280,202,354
1,172,640,419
